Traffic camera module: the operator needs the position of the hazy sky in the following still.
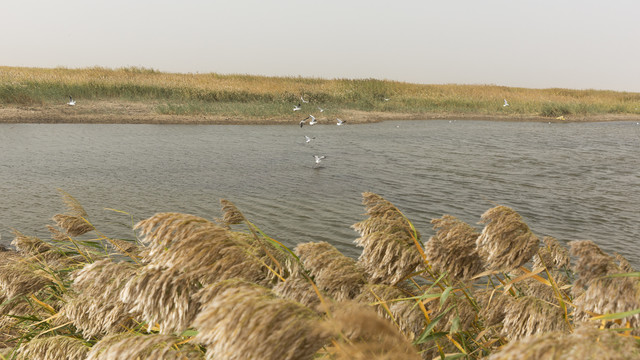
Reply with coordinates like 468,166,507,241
3,1,639,92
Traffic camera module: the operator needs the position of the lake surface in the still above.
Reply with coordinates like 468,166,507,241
1,120,638,268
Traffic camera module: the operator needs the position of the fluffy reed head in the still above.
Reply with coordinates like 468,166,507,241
355,284,425,339
272,276,322,310
135,212,272,286
569,240,621,289
51,189,94,237
501,296,570,340
219,199,246,226
476,205,539,271
425,215,483,280
86,333,203,360
321,302,421,360
120,266,202,334
489,326,640,360
570,241,640,331
295,241,367,301
532,236,570,270
476,289,515,328
0,253,53,299
63,259,140,338
351,192,424,285
15,335,89,360
193,279,328,360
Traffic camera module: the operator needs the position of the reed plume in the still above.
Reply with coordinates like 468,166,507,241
355,284,425,340
135,212,273,286
532,236,570,270
120,266,201,334
273,276,322,310
51,189,94,236
489,326,640,360
63,259,140,338
295,241,367,301
0,254,53,299
15,335,89,360
322,302,421,360
476,289,515,328
219,199,303,281
192,279,328,360
219,199,246,226
85,333,204,360
425,215,483,280
570,241,640,332
476,205,539,271
351,192,424,285
501,295,570,340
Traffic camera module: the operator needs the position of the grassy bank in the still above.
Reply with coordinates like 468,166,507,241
0,190,638,359
2,66,640,123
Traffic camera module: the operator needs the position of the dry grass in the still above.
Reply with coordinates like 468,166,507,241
2,65,640,123
1,190,639,359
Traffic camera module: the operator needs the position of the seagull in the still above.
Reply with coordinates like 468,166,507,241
384,98,390,101
336,118,346,126
317,107,325,112
300,116,310,127
503,99,509,107
304,135,316,143
300,96,309,103
67,96,76,106
313,155,326,166
308,114,317,126
293,104,301,111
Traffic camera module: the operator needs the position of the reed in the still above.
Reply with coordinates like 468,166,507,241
2,66,639,121
1,190,639,359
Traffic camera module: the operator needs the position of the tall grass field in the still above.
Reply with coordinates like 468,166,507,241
2,66,640,122
0,190,638,359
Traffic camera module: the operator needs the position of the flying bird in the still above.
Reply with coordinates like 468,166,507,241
503,99,509,107
336,118,346,126
313,155,326,166
67,96,76,106
317,107,325,112
384,98,390,101
300,116,310,127
304,135,315,143
293,104,301,111
300,96,309,103
308,114,317,126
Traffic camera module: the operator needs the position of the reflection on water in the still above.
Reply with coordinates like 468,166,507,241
1,120,638,266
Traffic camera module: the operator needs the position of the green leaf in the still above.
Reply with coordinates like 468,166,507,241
605,272,640,278
440,286,453,307
443,353,467,360
415,305,454,344
591,307,640,321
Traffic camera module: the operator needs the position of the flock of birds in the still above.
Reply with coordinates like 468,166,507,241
294,95,348,168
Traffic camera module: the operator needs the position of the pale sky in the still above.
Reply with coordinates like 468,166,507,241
3,0,639,92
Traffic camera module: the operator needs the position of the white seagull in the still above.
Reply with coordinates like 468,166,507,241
313,155,326,166
317,106,325,112
304,135,316,143
293,103,301,111
336,118,346,126
300,96,309,103
384,98,390,101
300,116,310,127
308,114,317,126
67,96,76,106
503,99,509,107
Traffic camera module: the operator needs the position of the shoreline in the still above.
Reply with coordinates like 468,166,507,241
2,102,640,125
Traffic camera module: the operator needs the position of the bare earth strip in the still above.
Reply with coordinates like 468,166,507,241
1,101,640,125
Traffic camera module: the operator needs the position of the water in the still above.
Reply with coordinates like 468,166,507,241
1,120,638,267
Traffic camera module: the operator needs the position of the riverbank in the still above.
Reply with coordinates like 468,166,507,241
2,66,640,124
3,100,640,125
